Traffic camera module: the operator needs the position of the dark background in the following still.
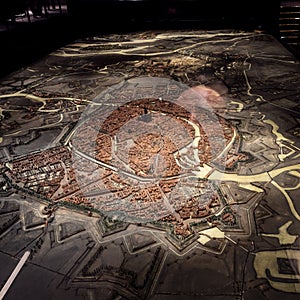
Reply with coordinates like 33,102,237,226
0,0,299,79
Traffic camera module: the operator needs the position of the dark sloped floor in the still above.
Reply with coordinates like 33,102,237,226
0,11,78,79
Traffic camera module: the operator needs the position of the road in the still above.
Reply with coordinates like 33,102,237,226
0,251,31,300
